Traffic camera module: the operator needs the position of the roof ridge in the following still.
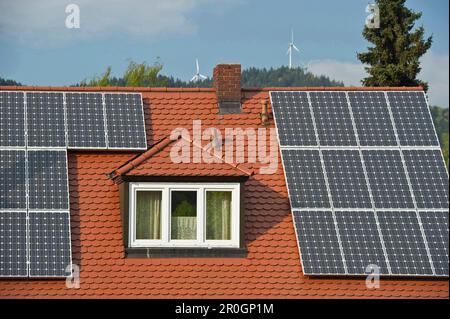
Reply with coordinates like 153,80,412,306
0,86,424,92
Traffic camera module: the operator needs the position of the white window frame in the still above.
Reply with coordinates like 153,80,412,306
129,182,240,248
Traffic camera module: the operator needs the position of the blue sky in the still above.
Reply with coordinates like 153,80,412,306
0,0,448,106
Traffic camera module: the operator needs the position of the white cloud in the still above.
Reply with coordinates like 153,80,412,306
307,59,367,86
306,52,449,108
0,0,227,46
420,52,449,108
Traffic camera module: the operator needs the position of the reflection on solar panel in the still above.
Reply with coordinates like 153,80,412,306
28,150,69,210
105,93,147,149
335,211,388,275
28,212,72,277
293,211,345,275
309,91,357,146
419,211,449,276
270,91,317,146
0,150,26,209
377,211,433,276
281,149,330,208
0,90,147,277
387,91,439,146
323,150,371,208
363,150,415,209
270,90,449,277
27,92,66,147
348,91,397,146
0,212,28,277
66,92,106,148
403,150,449,209
0,92,25,147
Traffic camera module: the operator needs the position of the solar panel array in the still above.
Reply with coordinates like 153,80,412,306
0,90,147,277
271,90,449,277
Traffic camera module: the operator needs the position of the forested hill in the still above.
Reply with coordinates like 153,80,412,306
162,66,343,88
88,66,343,88
0,77,22,86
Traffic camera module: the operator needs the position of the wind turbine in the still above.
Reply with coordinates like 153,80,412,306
287,29,300,69
190,58,207,82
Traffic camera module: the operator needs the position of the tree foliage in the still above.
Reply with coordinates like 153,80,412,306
431,106,449,168
0,77,22,86
358,0,432,90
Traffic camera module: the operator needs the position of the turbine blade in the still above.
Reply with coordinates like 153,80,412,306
287,47,291,55
191,75,197,82
293,44,299,52
200,74,207,80
196,59,200,72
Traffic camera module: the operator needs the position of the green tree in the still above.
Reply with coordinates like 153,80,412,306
441,133,449,169
80,67,111,87
123,60,167,87
358,0,432,90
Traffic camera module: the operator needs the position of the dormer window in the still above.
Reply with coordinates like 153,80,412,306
128,183,240,248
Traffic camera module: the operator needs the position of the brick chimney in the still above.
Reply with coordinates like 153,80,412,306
213,64,242,114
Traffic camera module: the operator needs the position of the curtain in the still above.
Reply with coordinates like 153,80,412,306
206,191,232,240
136,191,162,240
171,217,197,239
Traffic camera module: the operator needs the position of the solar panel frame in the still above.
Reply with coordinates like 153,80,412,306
322,150,372,209
0,211,28,277
281,149,331,209
26,92,66,148
386,91,440,147
0,150,27,210
309,91,358,146
104,92,147,150
27,149,69,210
419,211,449,276
0,91,26,147
65,92,107,149
377,211,434,276
28,211,72,278
335,211,389,275
293,210,346,275
347,91,397,146
402,149,449,209
270,91,318,146
363,149,415,209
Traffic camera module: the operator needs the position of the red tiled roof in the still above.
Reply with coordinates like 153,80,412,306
0,86,447,299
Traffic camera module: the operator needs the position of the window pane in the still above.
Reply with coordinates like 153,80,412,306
171,191,197,240
206,191,232,240
136,191,162,240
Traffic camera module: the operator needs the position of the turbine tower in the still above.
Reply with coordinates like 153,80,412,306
287,29,299,69
190,58,207,82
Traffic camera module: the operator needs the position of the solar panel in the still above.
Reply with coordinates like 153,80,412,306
27,92,66,147
419,211,449,276
0,212,28,277
335,211,388,275
270,91,317,146
105,93,147,149
322,150,372,208
28,212,72,277
66,92,106,148
309,91,357,146
348,91,397,146
0,91,25,147
28,150,69,210
293,211,345,275
281,149,330,208
363,150,415,209
387,91,439,146
377,211,433,275
270,89,448,277
403,150,449,209
0,150,26,210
